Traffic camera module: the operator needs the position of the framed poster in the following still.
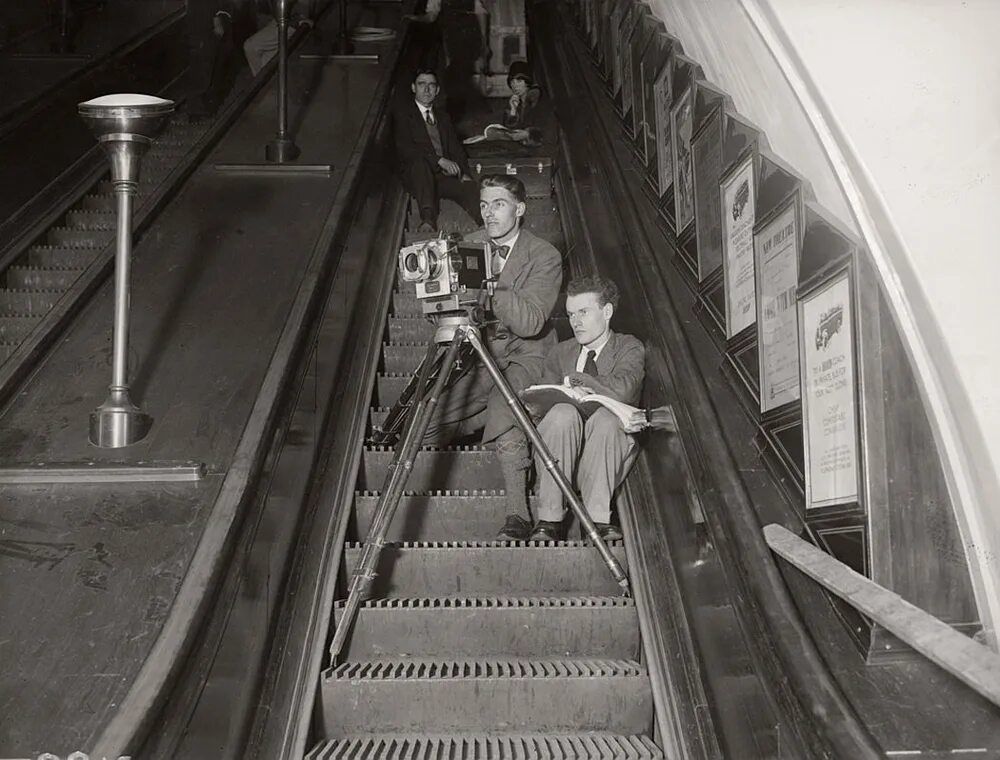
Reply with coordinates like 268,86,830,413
609,3,626,93
638,54,652,165
652,60,673,196
754,196,801,413
692,106,725,280
670,85,695,233
721,153,757,338
618,9,642,111
622,38,635,117
799,268,860,510
604,2,623,79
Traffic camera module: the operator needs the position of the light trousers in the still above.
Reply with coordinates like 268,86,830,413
535,403,637,524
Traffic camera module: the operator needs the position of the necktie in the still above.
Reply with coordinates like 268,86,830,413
490,243,510,276
583,349,599,377
424,108,443,157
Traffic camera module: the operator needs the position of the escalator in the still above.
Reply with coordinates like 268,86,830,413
307,160,664,757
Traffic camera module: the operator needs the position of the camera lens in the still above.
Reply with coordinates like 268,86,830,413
404,252,420,273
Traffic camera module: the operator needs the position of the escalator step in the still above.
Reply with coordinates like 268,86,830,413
370,406,391,430
28,246,101,269
354,490,531,541
522,212,563,233
388,316,434,345
7,267,83,290
362,446,502,491
0,315,40,342
0,290,63,314
319,658,651,737
47,227,113,248
342,540,627,596
307,734,663,759
334,595,639,660
79,194,116,212
382,343,430,374
392,291,421,317
65,210,116,230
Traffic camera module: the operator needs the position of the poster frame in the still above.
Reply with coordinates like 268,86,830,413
753,189,803,416
797,261,864,513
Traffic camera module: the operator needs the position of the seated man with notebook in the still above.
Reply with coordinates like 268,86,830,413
527,274,645,542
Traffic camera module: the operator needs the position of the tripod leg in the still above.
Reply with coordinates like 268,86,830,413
329,330,466,663
370,342,441,445
461,326,631,595
370,341,477,445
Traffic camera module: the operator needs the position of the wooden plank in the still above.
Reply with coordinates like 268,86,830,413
765,523,1000,707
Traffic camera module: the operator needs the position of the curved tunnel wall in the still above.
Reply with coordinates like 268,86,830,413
646,0,1000,643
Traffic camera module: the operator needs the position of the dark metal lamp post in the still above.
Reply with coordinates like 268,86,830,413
266,0,301,162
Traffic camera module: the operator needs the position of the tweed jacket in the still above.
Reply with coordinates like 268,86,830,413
464,227,563,367
463,227,562,443
392,99,471,176
540,330,645,406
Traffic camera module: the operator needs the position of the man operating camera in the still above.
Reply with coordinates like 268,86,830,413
421,174,563,540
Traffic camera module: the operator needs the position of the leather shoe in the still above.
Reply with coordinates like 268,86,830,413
417,221,435,234
529,520,565,542
593,522,623,541
497,514,531,540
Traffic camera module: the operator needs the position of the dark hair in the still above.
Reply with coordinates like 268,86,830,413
413,68,438,85
480,174,526,204
507,60,533,88
567,274,620,310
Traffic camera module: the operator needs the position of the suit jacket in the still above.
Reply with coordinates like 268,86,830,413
464,227,564,443
540,330,645,406
393,99,471,176
464,227,563,367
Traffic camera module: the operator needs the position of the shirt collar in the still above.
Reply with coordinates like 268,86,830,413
581,330,612,359
416,100,433,117
491,230,519,254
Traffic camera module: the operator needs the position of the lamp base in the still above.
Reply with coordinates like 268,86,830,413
89,391,152,448
266,136,300,163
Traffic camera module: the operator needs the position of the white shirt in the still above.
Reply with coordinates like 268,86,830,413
490,230,520,275
416,101,435,123
575,330,611,372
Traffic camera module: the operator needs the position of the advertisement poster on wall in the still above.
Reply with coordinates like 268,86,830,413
653,61,673,197
622,38,635,117
799,270,860,510
721,155,757,337
670,86,695,233
754,200,801,413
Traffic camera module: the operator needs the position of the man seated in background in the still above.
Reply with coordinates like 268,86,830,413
393,69,481,233
422,175,563,539
528,274,645,542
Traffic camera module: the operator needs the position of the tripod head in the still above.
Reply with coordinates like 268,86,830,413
430,288,492,344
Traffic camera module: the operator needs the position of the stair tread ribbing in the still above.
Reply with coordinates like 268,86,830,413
307,733,664,759
326,658,645,681
344,540,623,549
336,595,635,609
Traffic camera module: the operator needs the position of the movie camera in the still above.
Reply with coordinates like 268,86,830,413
398,235,494,318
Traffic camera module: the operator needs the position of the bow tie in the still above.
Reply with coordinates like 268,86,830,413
490,242,510,259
